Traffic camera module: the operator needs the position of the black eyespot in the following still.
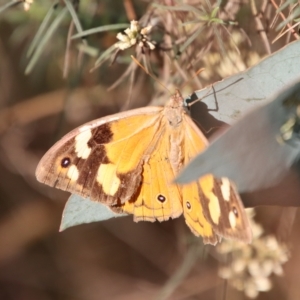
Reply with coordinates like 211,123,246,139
232,207,238,217
157,194,166,203
186,201,191,209
61,157,71,168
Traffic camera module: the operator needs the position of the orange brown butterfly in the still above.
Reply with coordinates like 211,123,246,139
36,90,252,245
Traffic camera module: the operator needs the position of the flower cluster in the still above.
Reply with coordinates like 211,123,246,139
115,20,155,51
217,209,289,298
23,0,33,11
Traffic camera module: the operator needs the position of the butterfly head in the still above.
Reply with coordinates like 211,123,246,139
163,90,191,128
166,89,184,107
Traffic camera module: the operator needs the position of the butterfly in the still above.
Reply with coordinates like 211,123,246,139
36,90,252,245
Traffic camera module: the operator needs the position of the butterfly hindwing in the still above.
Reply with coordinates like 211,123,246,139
182,183,218,244
115,128,183,222
183,115,252,243
198,175,252,243
180,114,219,244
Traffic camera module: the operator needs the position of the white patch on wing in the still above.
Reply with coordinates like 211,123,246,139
208,193,221,225
67,165,79,181
97,163,120,196
220,177,231,201
75,130,92,159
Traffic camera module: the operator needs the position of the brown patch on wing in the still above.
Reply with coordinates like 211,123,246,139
211,179,232,228
38,123,131,201
110,182,143,213
198,178,252,243
51,126,113,191
76,124,142,204
197,178,232,229
90,167,143,205
76,145,109,192
89,124,113,145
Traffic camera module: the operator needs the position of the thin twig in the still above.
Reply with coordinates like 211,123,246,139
250,0,271,54
270,0,300,43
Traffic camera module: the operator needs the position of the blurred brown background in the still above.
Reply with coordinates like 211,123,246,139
0,1,300,299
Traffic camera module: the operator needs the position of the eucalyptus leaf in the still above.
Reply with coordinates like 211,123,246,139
176,80,300,193
193,39,300,124
60,194,127,231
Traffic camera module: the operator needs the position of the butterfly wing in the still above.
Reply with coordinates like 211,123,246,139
198,175,252,243
182,182,219,244
108,106,218,244
36,107,164,205
183,115,252,243
174,116,218,244
114,126,183,222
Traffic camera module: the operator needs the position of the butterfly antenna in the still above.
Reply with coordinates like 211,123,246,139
187,84,213,109
188,77,245,108
130,55,171,94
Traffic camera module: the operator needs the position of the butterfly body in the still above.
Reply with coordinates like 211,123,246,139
36,90,252,245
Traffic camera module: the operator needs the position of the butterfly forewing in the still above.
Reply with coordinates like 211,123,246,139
36,108,164,205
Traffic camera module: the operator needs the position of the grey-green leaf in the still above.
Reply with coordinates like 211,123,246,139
193,39,300,124
60,194,127,231
176,80,300,193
